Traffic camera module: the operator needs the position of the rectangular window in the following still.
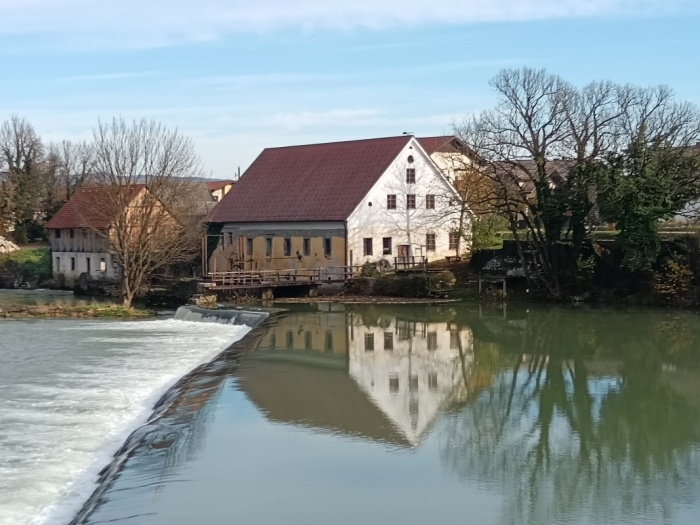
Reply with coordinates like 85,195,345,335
449,231,459,251
426,194,435,209
305,331,312,350
69,229,75,239
407,194,416,209
427,331,438,350
83,229,88,238
55,257,60,270
284,238,291,256
382,237,392,255
426,233,436,251
387,194,397,210
246,237,253,255
70,257,76,271
364,333,374,351
324,238,332,258
450,330,459,349
303,238,311,256
325,331,334,352
227,232,233,246
389,374,399,393
406,168,416,184
410,375,419,392
384,332,393,351
55,229,61,239
265,238,272,257
286,330,294,349
86,258,91,273
363,238,373,256
100,258,106,272
428,373,438,391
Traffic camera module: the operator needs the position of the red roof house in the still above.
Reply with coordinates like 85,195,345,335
206,135,466,274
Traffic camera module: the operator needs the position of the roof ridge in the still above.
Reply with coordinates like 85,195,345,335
263,135,412,151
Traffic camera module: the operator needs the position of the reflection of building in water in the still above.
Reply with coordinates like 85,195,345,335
244,309,473,447
257,309,349,362
347,316,472,445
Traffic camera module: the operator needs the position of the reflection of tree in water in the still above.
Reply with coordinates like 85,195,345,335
440,309,700,525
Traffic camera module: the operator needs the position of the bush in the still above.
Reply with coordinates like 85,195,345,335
472,215,509,250
0,248,52,287
372,274,430,298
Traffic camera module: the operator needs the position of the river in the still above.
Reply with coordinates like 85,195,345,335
2,300,700,525
0,303,253,525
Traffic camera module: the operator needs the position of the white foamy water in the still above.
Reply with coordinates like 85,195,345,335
0,317,250,525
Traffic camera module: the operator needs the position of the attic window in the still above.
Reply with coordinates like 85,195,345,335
55,229,61,239
406,168,416,184
407,155,414,164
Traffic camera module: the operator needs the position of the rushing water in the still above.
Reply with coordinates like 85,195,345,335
70,303,700,525
0,313,251,525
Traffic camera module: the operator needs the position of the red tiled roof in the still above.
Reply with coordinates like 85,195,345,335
45,185,146,229
206,180,235,191
418,136,465,155
208,136,412,223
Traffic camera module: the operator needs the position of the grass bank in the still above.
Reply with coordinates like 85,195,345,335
0,301,154,319
0,247,52,287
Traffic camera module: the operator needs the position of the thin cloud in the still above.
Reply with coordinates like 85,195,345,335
53,71,161,82
0,0,693,49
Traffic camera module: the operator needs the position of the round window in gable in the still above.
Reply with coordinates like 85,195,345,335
407,155,414,164
368,201,373,207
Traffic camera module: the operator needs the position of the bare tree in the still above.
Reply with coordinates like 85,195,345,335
89,118,204,307
455,68,700,297
53,140,96,199
379,161,462,261
0,115,45,242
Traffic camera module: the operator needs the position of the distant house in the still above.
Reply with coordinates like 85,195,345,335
45,185,159,286
206,180,235,202
207,135,467,273
417,136,479,181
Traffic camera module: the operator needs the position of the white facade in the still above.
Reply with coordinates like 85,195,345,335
49,227,118,286
348,319,473,445
346,137,468,267
52,251,117,285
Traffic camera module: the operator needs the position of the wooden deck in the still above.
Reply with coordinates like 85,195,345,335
203,267,356,291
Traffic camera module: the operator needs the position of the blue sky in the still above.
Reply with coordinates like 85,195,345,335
0,0,698,178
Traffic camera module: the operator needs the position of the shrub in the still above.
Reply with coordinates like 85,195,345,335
372,274,430,298
0,248,52,286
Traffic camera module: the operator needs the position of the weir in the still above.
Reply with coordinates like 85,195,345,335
173,305,269,328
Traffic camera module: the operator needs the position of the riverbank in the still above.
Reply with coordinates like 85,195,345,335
0,302,154,319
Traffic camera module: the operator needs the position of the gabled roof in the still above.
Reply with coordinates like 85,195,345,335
418,135,476,157
206,180,235,191
208,136,413,223
45,185,146,229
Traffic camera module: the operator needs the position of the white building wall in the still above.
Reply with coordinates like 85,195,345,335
346,138,466,267
52,252,118,285
348,319,473,445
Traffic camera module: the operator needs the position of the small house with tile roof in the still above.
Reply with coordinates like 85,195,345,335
45,185,160,285
207,135,467,274
206,180,235,202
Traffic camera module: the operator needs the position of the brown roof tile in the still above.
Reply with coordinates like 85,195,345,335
45,185,146,229
206,180,235,191
208,136,412,223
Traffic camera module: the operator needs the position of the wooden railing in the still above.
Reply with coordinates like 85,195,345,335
393,256,427,271
205,266,362,288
